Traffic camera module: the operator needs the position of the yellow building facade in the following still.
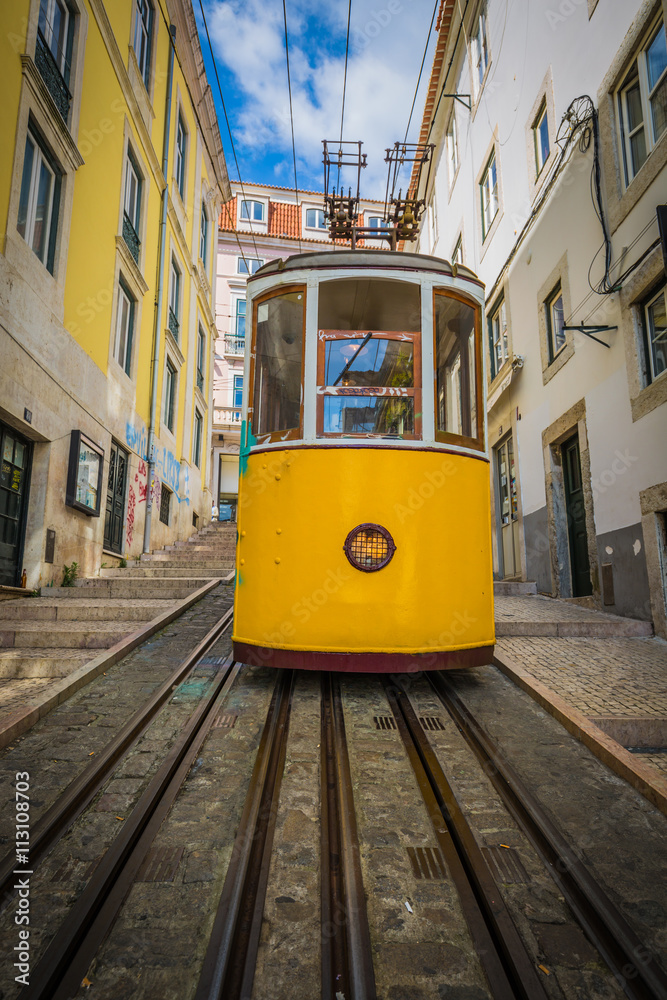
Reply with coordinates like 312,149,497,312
0,0,230,588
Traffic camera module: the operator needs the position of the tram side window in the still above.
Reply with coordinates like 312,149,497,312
252,289,304,439
434,294,479,446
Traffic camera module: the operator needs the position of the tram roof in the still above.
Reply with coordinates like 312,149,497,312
247,249,482,287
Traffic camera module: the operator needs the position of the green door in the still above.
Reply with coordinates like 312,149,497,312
562,433,592,597
0,423,32,586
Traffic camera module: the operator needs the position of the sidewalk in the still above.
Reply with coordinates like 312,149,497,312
492,594,667,814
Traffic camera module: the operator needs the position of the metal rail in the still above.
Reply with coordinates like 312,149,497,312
428,672,667,1000
21,655,240,1000
0,606,235,912
194,670,295,1000
384,678,550,1000
321,673,377,1000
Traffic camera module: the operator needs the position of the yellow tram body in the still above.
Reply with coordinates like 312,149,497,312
232,251,495,672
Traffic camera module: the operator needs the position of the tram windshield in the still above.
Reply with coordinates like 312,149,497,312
317,278,421,439
251,287,304,440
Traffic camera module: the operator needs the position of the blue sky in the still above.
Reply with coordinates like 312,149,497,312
196,0,440,200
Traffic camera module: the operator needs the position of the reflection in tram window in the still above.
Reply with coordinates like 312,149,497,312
318,278,421,332
323,396,415,435
251,288,304,439
324,337,414,388
434,293,479,445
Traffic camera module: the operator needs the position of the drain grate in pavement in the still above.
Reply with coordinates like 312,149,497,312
407,846,447,880
212,712,237,729
51,856,102,883
483,846,530,884
419,717,445,731
374,716,396,730
135,846,185,882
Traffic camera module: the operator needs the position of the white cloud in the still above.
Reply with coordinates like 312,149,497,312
204,0,438,198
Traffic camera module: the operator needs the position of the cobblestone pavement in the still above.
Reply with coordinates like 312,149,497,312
495,636,667,719
494,595,667,787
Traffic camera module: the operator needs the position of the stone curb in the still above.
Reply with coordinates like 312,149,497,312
0,574,233,751
493,650,667,818
495,620,653,637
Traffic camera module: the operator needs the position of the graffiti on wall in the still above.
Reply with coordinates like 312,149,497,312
135,459,148,503
126,485,136,547
125,420,148,460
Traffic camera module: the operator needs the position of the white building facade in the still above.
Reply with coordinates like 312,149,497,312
412,0,667,633
212,182,389,515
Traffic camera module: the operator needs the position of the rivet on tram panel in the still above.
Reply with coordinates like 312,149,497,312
262,463,267,469
275,474,281,481
241,530,246,537
276,528,282,534
240,559,245,566
275,557,281,564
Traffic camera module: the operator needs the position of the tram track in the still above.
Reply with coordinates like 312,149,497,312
21,654,240,1000
0,608,234,914
426,671,667,1000
1,659,664,1000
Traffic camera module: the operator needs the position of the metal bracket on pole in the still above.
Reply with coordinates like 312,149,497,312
441,93,472,110
562,325,617,347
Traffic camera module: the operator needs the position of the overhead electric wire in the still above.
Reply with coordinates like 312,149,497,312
281,0,303,254
336,0,353,193
197,0,262,265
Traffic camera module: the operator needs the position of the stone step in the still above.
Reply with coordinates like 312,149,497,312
140,550,235,563
495,619,653,637
98,566,231,579
0,620,139,649
46,580,217,599
494,581,538,596
0,647,97,679
0,599,173,622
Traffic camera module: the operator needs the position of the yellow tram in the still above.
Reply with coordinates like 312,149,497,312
232,250,494,672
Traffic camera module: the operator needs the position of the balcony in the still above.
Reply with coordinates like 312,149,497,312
224,335,245,356
168,306,180,341
122,212,141,265
35,30,72,123
214,407,242,427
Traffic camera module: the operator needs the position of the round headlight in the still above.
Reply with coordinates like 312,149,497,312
344,523,396,572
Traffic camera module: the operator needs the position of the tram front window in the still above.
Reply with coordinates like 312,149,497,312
251,288,304,439
434,293,481,447
318,278,421,440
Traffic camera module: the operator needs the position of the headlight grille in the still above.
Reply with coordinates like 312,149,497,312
344,523,396,572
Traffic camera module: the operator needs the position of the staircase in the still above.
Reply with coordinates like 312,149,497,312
0,521,236,681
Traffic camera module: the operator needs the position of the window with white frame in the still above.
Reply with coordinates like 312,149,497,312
235,298,246,339
446,112,459,185
17,129,60,273
545,283,566,362
533,100,550,176
199,201,208,264
471,6,489,98
133,0,153,89
641,282,667,383
617,17,667,186
240,199,264,222
234,374,243,408
480,150,498,240
488,296,508,379
122,151,141,264
114,280,135,375
196,325,205,392
368,217,390,231
38,0,74,87
168,257,180,340
175,113,187,200
238,256,264,275
306,208,326,229
192,408,203,468
451,234,463,266
163,358,176,432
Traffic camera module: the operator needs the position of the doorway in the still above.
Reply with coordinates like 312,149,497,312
562,433,592,597
103,441,128,553
496,436,520,578
0,422,32,586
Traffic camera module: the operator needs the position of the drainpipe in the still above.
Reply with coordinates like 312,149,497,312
144,24,176,553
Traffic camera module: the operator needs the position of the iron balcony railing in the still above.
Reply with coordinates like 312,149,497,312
35,29,72,123
122,212,141,265
224,335,245,355
168,306,180,340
